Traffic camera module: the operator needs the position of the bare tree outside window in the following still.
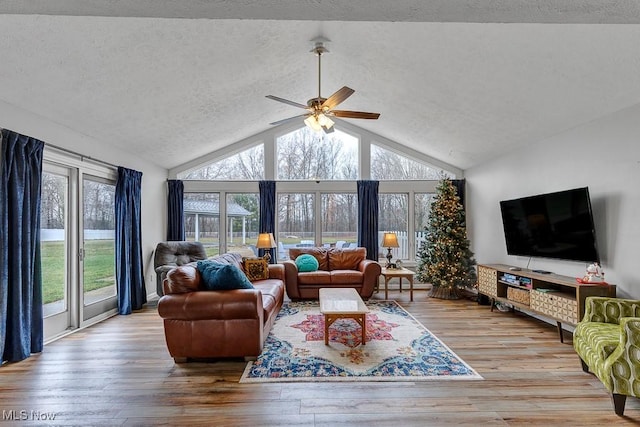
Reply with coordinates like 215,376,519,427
371,144,453,180
277,127,358,180
180,144,264,180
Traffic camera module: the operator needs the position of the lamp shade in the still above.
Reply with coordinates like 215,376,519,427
381,232,399,248
256,232,277,249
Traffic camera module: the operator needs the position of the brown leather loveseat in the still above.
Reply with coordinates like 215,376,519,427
157,253,284,362
283,247,381,300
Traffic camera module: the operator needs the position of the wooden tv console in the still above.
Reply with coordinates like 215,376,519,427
477,264,616,342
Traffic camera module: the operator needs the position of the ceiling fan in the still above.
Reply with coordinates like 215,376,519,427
266,39,380,133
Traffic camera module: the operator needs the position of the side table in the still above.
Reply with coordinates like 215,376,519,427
380,267,416,301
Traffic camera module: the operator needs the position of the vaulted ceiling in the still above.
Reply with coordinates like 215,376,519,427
1,1,640,171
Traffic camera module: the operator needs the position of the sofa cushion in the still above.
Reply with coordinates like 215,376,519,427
297,271,331,285
165,265,202,294
328,247,366,270
289,247,329,271
330,270,364,284
197,260,254,290
296,254,319,272
243,257,269,281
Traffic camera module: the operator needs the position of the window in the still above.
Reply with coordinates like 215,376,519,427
226,193,259,257
180,144,264,180
321,193,357,248
277,127,358,180
41,170,69,317
278,193,315,259
184,193,220,257
83,177,116,305
174,122,460,263
379,193,408,261
371,144,453,180
415,193,436,256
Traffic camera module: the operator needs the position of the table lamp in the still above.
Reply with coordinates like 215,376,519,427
256,232,277,263
381,232,399,267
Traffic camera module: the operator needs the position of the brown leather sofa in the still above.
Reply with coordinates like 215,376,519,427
157,253,285,362
283,247,381,300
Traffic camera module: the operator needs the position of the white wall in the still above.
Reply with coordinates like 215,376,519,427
466,103,640,297
0,100,167,299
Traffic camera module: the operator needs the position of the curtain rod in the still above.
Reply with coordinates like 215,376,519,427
46,143,119,169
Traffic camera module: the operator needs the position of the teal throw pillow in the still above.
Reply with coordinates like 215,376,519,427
197,260,254,290
296,254,319,272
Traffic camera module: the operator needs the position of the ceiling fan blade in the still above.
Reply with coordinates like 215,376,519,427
321,86,355,110
331,110,380,120
269,114,310,126
265,95,310,110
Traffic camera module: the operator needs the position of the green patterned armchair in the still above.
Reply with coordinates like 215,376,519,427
573,296,640,416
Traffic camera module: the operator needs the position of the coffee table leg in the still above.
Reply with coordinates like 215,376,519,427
410,277,414,302
362,314,366,345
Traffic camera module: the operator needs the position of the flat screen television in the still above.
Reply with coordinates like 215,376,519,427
499,187,600,263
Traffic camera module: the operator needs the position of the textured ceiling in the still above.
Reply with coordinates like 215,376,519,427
1,1,640,171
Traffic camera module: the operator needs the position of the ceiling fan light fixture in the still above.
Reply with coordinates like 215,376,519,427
266,38,380,129
304,115,322,132
318,113,334,129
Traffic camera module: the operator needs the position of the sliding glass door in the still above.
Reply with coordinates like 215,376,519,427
82,175,117,320
41,164,75,338
41,155,118,342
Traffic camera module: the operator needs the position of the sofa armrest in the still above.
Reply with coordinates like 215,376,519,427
601,317,640,395
582,297,640,324
282,260,300,299
268,263,285,281
358,259,382,297
158,289,263,322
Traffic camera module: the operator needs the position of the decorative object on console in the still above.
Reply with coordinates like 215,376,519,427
256,232,277,263
578,262,607,284
381,232,399,268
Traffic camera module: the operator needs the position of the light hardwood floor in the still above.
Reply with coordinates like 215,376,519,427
2,288,639,426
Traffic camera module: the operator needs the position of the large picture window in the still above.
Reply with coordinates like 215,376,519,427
278,193,315,259
379,193,408,261
184,193,220,257
371,144,453,180
226,193,259,257
277,127,358,180
175,124,460,263
180,144,264,180
321,193,357,248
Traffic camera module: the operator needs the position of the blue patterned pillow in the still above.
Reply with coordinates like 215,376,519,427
295,254,319,272
197,260,254,290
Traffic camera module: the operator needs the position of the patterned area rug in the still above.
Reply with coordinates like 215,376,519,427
240,300,482,383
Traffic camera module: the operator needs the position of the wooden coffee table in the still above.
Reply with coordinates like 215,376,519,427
319,288,368,346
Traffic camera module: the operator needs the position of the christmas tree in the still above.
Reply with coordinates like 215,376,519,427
416,178,477,299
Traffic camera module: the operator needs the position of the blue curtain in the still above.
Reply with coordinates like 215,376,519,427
166,180,184,240
357,180,379,261
0,129,44,363
258,180,277,263
452,179,466,213
115,167,146,314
